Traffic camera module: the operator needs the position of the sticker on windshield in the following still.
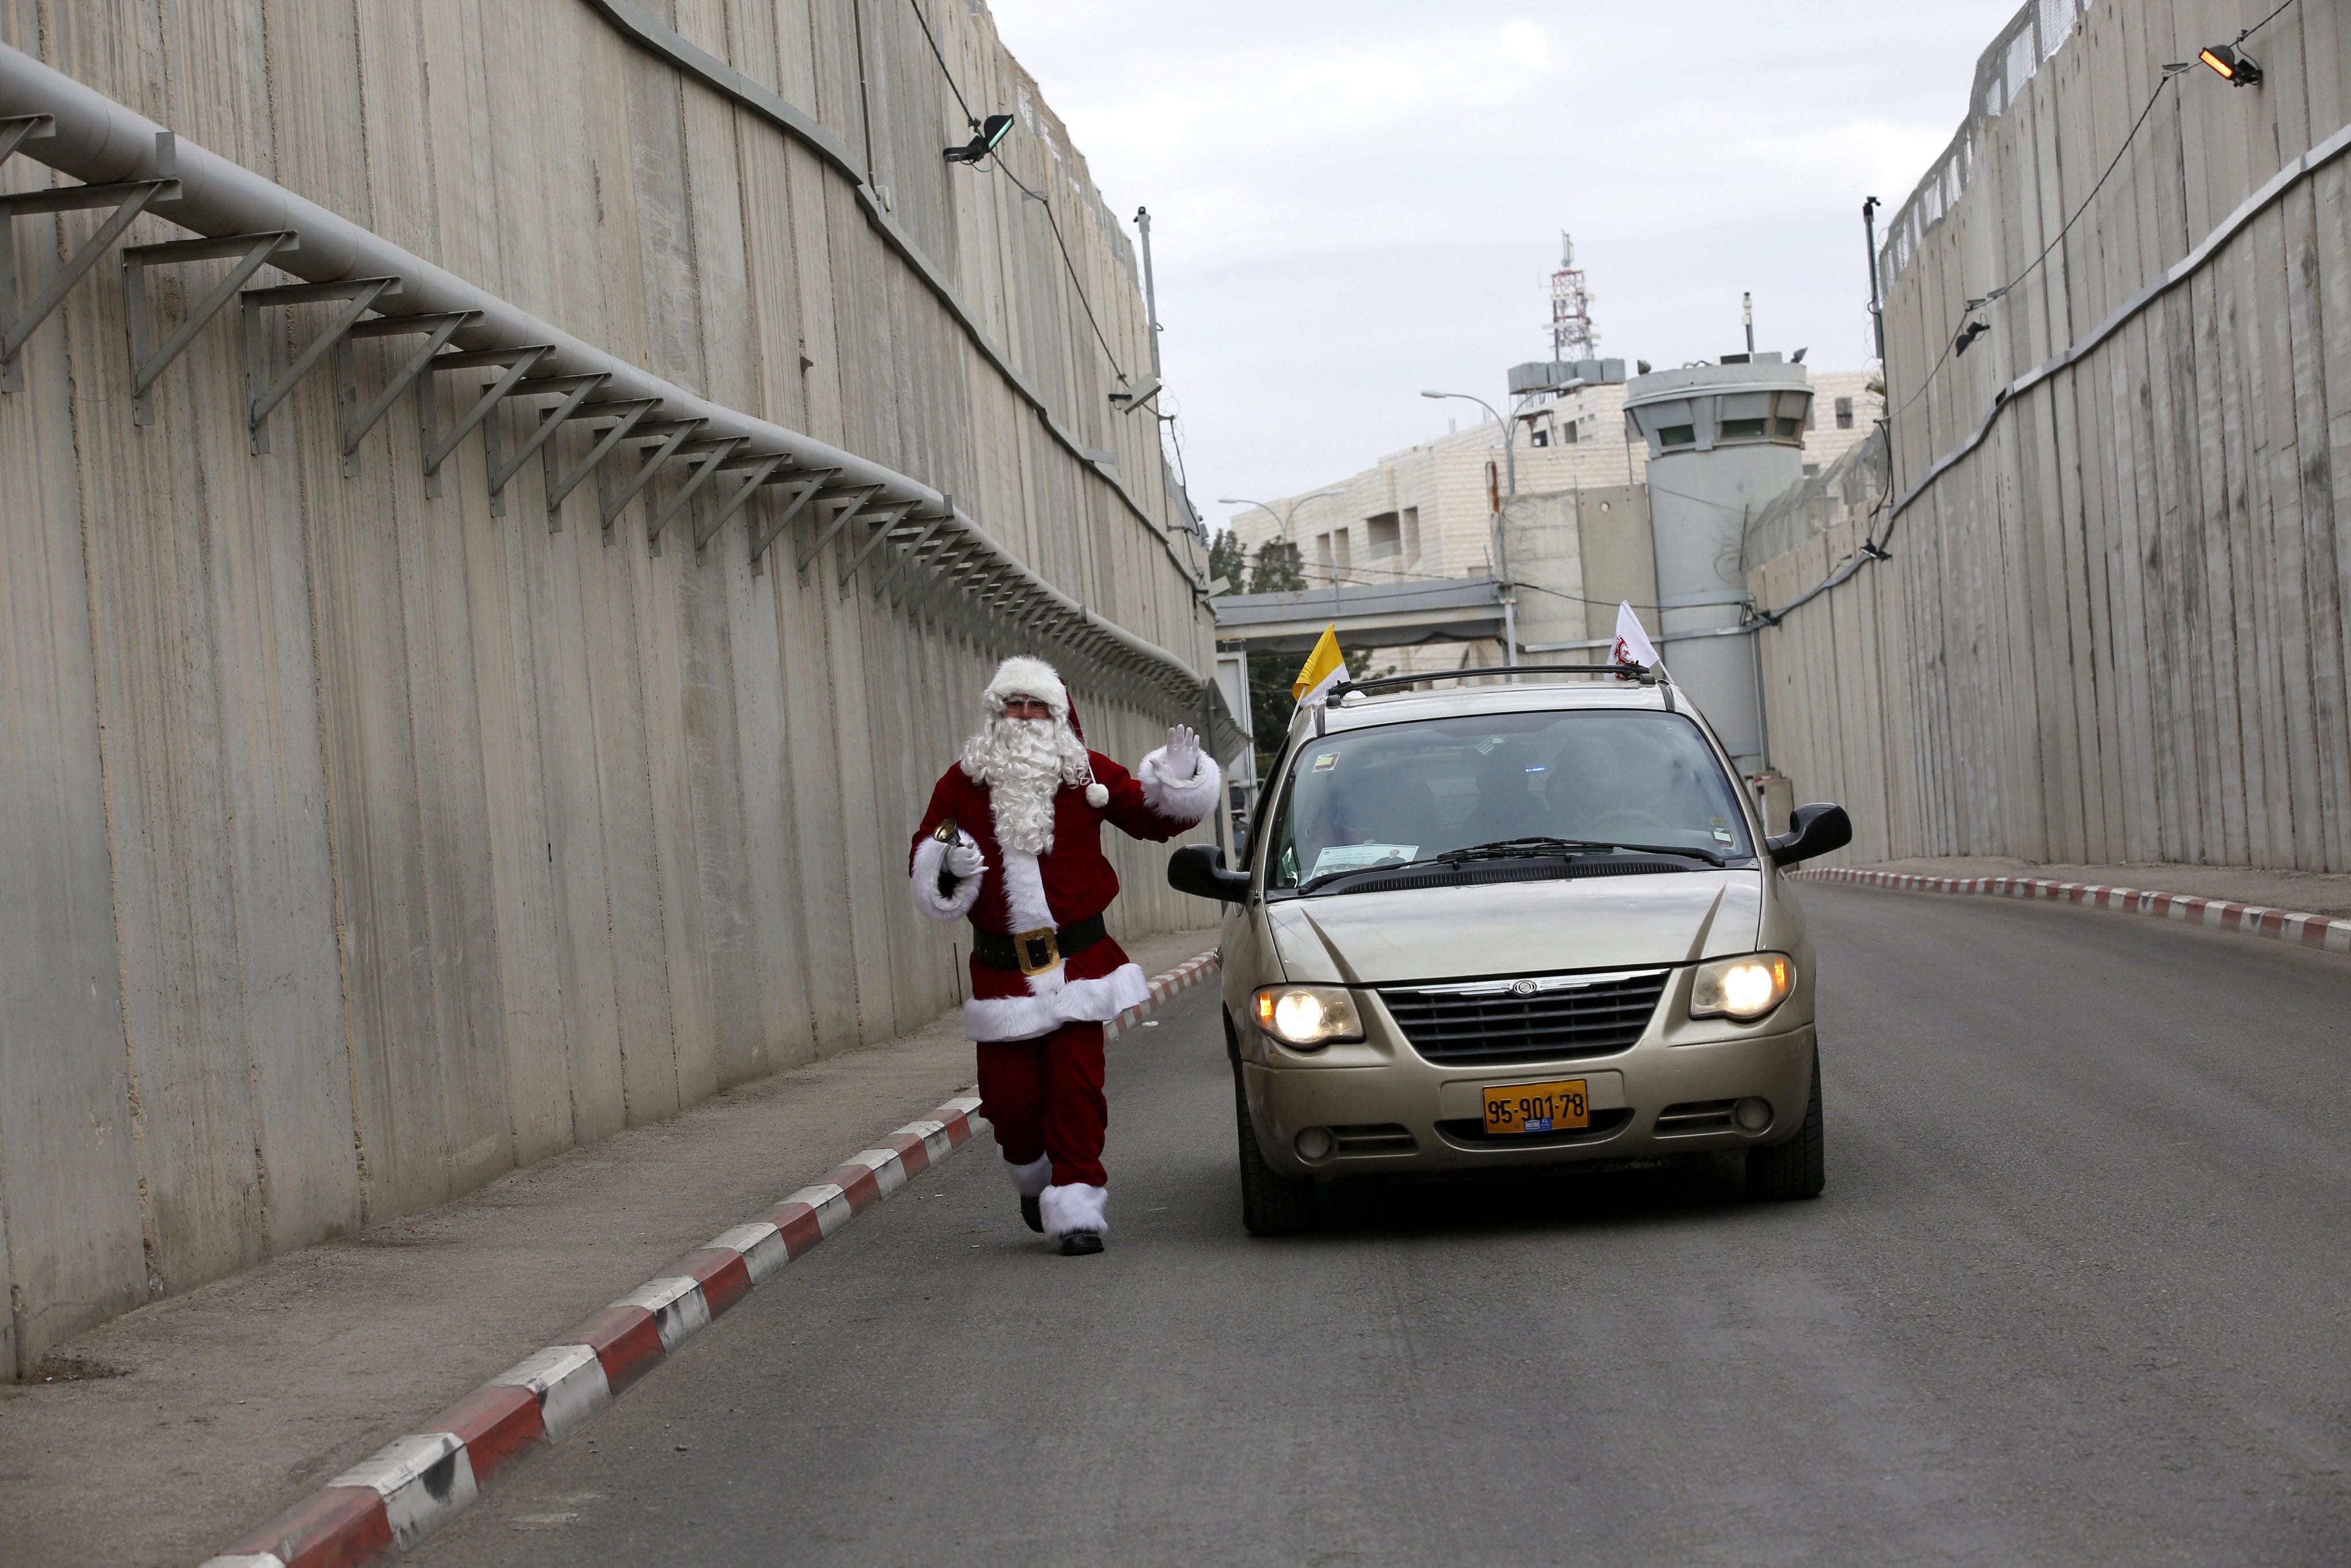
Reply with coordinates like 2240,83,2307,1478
1310,843,1417,878
1312,751,1340,771
1713,828,1736,844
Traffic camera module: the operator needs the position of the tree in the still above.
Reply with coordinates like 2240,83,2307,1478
1248,538,1305,593
1208,529,1248,593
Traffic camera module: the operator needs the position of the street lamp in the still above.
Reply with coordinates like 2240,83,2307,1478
1421,390,1515,498
1217,491,1344,587
1420,390,1520,667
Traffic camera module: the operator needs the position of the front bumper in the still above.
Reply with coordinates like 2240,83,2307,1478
1240,1023,1816,1178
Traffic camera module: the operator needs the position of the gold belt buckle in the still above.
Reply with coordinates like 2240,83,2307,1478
1013,925,1060,976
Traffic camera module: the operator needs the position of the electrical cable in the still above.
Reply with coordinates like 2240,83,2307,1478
984,155,1128,381
905,0,979,130
901,0,1126,381
1978,65,2189,312
2235,0,2299,44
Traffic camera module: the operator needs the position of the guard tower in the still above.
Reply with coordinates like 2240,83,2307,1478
1620,355,1813,774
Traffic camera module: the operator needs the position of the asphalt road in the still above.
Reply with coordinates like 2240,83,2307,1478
416,886,2350,1566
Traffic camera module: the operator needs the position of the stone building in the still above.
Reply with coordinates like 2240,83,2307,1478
1220,363,1884,673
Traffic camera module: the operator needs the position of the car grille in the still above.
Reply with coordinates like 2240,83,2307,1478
1378,968,1667,1066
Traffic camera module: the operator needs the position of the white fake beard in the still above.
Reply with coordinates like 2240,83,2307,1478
960,714,1089,855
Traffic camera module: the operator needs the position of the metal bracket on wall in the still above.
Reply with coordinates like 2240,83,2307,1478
874,503,952,605
420,344,553,496
693,452,789,553
645,434,745,556
122,229,297,424
0,112,56,168
595,417,704,540
481,372,607,516
910,537,990,625
240,274,397,455
541,398,657,533
834,499,920,595
747,467,839,573
335,311,476,476
0,130,177,395
796,484,884,577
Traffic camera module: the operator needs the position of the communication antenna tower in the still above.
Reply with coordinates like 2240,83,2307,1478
1547,231,1598,362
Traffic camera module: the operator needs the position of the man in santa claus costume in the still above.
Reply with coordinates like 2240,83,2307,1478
909,656,1221,1255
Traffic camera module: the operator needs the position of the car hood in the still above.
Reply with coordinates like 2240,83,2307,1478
1267,870,1763,984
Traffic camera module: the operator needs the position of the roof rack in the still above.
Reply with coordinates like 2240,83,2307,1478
1328,661,1664,700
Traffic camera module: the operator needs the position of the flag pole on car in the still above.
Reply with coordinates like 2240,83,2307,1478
1293,623,1349,707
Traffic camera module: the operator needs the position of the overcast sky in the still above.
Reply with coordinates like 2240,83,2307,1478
984,0,2021,535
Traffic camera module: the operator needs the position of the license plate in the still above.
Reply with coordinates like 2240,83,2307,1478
1482,1077,1589,1135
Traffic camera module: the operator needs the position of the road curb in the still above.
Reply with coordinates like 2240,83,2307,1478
199,949,1221,1568
1792,867,2351,957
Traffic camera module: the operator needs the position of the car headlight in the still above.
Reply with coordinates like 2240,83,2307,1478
1252,985,1365,1049
1690,953,1794,1022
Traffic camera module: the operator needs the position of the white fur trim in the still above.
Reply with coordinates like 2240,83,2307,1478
1039,1182,1108,1239
1085,781,1109,808
964,961,1151,1042
1137,748,1222,825
984,657,1067,716
994,843,1056,934
1006,1153,1053,1198
910,835,984,921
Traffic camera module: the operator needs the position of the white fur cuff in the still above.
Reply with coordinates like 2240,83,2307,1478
1039,1182,1108,1239
910,834,984,921
1005,1153,1053,1198
1138,747,1222,825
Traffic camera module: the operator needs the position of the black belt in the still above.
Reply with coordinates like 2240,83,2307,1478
973,914,1107,976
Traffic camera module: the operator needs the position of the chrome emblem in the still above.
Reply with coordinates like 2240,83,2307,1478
1511,979,1538,996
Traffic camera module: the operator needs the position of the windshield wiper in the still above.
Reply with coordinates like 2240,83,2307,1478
1296,835,1727,892
1436,836,1618,863
1607,841,1728,867
1298,837,1609,892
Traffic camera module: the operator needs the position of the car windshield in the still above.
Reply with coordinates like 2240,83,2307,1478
1266,708,1754,892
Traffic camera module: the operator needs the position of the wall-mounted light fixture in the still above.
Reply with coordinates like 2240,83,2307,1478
945,114,1015,164
1109,376,1162,415
1953,320,1991,356
2197,43,2262,85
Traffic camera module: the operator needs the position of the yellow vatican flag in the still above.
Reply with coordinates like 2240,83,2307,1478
1291,623,1349,706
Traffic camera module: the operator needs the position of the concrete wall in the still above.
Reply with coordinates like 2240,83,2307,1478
0,1,1213,1377
1748,0,2351,873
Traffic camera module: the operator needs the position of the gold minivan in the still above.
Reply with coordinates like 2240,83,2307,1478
1170,665,1850,1235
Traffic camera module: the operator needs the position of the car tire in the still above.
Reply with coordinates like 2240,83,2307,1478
1233,1068,1319,1236
1745,1045,1825,1201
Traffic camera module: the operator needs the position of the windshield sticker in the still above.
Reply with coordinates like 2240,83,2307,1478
1713,828,1736,844
1312,751,1340,771
1310,843,1418,878
1473,737,1502,755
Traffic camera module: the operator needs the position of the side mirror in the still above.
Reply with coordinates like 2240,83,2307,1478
1169,843,1250,904
1766,802,1852,867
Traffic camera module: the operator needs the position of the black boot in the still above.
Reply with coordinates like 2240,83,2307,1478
1059,1232,1104,1256
1021,1195,1043,1233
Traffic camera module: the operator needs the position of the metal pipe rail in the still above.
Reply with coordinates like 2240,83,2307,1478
0,43,1241,749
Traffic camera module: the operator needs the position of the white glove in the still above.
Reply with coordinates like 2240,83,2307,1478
946,833,986,879
1162,723,1202,782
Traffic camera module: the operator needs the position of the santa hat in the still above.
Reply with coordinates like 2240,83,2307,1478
983,656,1108,805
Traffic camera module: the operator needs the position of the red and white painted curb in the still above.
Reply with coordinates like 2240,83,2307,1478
200,949,1220,1567
1793,867,2351,956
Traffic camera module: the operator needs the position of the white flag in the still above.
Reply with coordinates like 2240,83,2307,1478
1611,601,1658,676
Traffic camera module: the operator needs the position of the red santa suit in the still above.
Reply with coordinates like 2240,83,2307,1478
908,657,1220,1244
